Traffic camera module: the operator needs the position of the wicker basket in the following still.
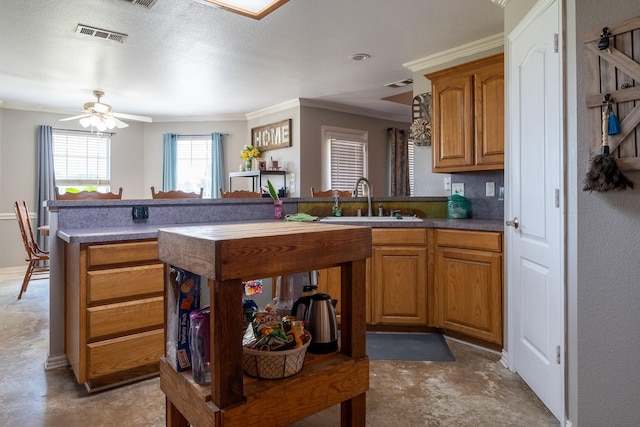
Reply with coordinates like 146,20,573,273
242,335,311,379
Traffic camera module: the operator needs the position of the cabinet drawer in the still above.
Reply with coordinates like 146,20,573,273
87,241,159,268
87,296,164,340
87,329,163,379
372,228,427,246
435,229,502,252
87,264,164,304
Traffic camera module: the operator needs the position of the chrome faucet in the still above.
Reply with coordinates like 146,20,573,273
352,177,373,217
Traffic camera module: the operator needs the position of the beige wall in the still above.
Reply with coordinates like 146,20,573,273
299,105,409,198
142,119,247,196
0,103,408,268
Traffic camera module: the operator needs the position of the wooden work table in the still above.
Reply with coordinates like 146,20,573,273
157,221,372,427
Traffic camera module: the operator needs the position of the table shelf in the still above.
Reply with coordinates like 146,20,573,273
158,222,371,427
229,170,287,194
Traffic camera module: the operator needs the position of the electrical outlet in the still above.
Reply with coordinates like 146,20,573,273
132,206,149,220
452,183,464,196
486,182,495,197
443,176,451,191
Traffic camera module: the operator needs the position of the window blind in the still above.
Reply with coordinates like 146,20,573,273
408,140,415,195
53,130,111,188
329,139,367,191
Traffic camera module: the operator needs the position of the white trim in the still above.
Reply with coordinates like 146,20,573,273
509,0,556,39
491,0,510,8
0,266,28,275
0,211,35,221
299,98,407,122
403,33,504,72
245,98,409,123
245,99,301,120
500,349,510,368
443,335,502,356
45,354,70,371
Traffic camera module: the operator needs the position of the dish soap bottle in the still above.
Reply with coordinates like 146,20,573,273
331,190,342,217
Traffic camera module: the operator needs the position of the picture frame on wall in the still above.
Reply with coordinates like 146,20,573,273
251,119,291,151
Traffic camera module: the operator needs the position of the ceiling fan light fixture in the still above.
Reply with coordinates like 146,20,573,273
79,117,92,128
104,117,116,129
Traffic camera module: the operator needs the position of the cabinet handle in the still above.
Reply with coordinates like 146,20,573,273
506,217,519,229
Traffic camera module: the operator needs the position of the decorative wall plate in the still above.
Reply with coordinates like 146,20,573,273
411,93,432,146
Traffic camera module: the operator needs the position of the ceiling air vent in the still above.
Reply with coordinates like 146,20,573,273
120,0,158,8
75,25,128,43
385,78,413,88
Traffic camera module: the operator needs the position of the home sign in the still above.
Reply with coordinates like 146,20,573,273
251,119,291,152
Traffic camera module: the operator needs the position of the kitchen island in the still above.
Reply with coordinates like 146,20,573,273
157,221,371,427
46,197,502,389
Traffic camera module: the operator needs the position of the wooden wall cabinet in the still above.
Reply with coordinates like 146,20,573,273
370,228,428,325
65,239,164,390
434,229,503,345
427,53,504,172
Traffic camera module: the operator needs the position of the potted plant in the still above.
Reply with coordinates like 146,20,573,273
267,180,283,219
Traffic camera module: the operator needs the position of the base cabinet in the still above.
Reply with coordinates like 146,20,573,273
65,239,164,390
317,228,427,326
370,228,427,325
434,229,503,344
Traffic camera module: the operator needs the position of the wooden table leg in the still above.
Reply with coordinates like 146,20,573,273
166,397,189,427
341,393,367,427
340,259,367,426
210,278,245,409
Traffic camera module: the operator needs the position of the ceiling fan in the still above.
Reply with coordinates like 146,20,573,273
59,90,152,131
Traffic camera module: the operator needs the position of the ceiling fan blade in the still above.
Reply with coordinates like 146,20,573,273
59,114,90,122
112,112,152,123
111,117,129,129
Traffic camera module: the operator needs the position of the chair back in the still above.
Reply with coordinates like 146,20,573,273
151,186,204,199
310,187,352,198
219,188,262,199
14,201,49,299
13,201,48,260
55,187,123,200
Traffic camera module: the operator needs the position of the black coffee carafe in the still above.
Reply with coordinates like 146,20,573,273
291,293,338,354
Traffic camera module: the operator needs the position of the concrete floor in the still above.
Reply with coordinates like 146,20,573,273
1,269,559,426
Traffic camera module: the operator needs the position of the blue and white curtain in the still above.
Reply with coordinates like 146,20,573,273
211,132,224,198
162,133,177,191
36,125,56,251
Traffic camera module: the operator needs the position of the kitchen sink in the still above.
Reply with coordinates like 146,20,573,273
319,216,423,222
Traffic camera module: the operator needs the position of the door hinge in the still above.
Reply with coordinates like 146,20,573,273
555,189,560,208
556,345,561,364
554,33,559,53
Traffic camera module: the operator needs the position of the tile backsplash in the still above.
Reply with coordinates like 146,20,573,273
450,171,504,220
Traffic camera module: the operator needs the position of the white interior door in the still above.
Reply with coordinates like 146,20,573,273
506,0,564,422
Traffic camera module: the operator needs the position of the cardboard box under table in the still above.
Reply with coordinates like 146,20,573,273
157,221,371,427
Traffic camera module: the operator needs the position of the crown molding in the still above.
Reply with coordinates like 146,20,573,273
491,0,510,8
403,32,504,72
298,98,408,123
244,98,301,120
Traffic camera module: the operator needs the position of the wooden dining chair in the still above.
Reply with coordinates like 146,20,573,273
55,187,123,200
14,201,49,300
310,187,352,198
151,186,204,199
219,188,262,198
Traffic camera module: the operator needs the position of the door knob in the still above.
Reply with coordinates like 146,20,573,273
506,217,519,229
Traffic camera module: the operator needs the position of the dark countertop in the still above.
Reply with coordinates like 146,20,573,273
57,218,503,244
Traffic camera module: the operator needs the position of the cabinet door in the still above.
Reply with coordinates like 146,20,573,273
371,246,427,325
435,247,502,344
317,267,342,316
474,62,504,168
431,73,474,171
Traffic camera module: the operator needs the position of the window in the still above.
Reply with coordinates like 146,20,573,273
321,126,368,192
176,135,212,197
408,140,415,196
53,130,111,192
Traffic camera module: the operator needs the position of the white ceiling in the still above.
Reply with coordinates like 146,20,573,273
0,0,503,122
